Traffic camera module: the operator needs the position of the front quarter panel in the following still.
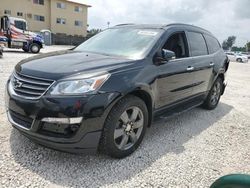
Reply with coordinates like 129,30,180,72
100,59,157,107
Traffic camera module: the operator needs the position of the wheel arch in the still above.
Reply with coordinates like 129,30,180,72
128,89,153,127
32,40,43,48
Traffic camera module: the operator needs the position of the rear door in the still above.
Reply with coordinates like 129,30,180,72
186,31,214,95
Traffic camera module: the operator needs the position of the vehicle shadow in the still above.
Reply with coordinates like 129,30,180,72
9,102,233,187
3,50,44,54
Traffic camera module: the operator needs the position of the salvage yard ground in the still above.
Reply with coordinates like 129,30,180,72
0,46,249,187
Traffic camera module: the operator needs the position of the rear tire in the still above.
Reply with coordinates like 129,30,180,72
202,77,223,110
29,43,40,54
99,95,148,158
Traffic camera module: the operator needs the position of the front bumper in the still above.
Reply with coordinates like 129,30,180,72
5,80,121,153
243,59,249,63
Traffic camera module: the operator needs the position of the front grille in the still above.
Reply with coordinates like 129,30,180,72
9,110,33,129
11,72,54,99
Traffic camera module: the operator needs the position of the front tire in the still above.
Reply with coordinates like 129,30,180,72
99,95,148,158
236,58,242,63
29,43,41,54
202,77,223,110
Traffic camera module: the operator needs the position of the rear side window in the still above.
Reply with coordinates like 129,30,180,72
204,35,221,54
187,31,208,57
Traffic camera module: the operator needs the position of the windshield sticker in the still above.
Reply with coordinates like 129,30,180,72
137,31,158,36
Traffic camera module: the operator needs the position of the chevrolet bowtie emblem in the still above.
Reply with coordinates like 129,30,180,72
13,79,23,89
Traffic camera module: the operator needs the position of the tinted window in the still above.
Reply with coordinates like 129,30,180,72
204,35,221,54
163,32,189,59
14,21,27,31
187,32,208,56
226,52,234,56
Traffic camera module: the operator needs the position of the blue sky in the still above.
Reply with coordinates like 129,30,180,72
82,0,250,46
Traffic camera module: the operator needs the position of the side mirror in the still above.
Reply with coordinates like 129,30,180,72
162,49,176,61
154,49,176,65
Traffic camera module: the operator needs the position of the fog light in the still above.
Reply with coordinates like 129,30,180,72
70,124,80,132
41,117,83,124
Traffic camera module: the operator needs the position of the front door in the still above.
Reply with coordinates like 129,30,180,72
155,31,196,109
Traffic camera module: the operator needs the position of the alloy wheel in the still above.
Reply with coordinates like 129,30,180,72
114,106,144,150
210,82,221,105
32,45,39,53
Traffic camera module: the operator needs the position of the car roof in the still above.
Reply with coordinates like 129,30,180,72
112,23,212,35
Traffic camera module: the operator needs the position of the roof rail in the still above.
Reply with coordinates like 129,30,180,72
115,23,135,27
166,23,211,34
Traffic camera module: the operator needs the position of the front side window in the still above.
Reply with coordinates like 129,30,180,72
34,15,45,22
163,32,189,59
56,18,66,24
33,0,44,5
187,31,208,57
14,21,27,31
75,28,163,59
204,34,221,54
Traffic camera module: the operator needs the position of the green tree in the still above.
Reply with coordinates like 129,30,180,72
87,29,102,39
246,41,250,52
231,46,246,52
222,36,236,50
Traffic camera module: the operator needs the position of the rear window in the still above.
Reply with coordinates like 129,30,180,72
187,31,208,57
204,35,221,54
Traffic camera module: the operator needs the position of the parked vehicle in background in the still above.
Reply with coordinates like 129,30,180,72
0,35,8,58
6,23,229,158
0,15,44,53
240,52,250,59
0,46,3,58
225,52,248,63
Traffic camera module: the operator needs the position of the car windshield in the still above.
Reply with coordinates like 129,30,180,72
75,28,163,59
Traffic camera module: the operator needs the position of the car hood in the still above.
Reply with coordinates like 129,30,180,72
15,50,140,80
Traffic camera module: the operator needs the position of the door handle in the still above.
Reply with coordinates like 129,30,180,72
186,66,194,71
210,62,214,66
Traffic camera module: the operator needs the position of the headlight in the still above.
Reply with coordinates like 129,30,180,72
48,73,110,95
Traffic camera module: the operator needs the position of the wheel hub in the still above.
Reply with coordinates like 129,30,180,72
114,106,144,150
125,122,133,132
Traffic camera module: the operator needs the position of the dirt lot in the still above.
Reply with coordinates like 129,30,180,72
0,46,249,188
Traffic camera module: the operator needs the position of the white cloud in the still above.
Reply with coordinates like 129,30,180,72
86,0,250,46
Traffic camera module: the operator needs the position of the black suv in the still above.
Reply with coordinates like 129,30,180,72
6,24,229,158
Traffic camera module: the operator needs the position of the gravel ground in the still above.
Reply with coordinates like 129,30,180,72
0,46,249,188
